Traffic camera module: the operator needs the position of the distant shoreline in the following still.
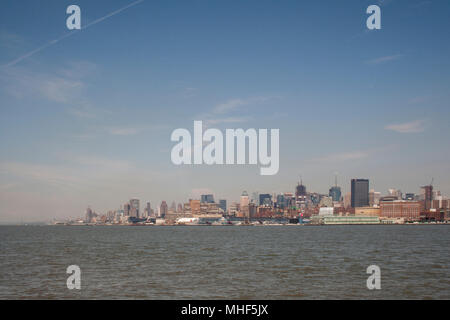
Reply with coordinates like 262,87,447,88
1,223,449,227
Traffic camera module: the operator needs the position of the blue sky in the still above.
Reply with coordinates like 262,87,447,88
1,0,449,222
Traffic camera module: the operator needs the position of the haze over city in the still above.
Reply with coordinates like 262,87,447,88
1,0,450,222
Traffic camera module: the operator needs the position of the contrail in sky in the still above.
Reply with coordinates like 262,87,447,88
2,0,144,68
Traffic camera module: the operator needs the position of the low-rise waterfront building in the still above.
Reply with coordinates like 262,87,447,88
355,206,380,216
323,215,380,225
380,200,421,220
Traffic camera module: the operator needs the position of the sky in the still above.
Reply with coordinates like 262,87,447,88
1,0,449,222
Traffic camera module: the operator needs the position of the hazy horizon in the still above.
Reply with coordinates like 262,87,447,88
1,0,450,222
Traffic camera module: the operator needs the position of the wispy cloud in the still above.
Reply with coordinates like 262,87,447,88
0,30,24,50
1,0,144,68
212,97,272,114
1,66,84,103
311,151,369,163
377,0,396,7
82,0,144,30
385,120,426,133
407,95,430,105
104,123,170,136
60,61,97,79
1,155,133,185
107,127,140,136
1,32,75,69
203,116,249,126
68,123,170,141
0,61,111,120
197,96,278,126
0,162,82,189
367,54,403,65
181,87,198,98
213,99,248,114
41,77,84,103
73,156,133,171
411,1,432,9
67,106,98,119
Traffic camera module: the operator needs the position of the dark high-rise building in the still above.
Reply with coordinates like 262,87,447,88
329,175,341,202
146,202,151,217
421,185,433,210
296,182,307,198
259,194,272,206
160,201,168,218
310,193,320,205
201,194,215,203
421,185,433,201
351,179,369,208
329,186,341,202
276,194,285,209
295,180,308,208
219,199,227,213
123,202,131,216
85,207,94,223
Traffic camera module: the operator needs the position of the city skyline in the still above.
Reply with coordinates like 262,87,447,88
77,174,448,226
79,176,443,221
1,0,450,222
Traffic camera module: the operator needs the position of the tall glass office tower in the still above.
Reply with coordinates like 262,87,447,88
351,179,369,208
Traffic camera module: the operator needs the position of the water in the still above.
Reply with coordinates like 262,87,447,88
0,225,449,299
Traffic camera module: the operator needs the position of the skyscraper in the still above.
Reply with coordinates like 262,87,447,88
276,194,285,209
329,174,341,202
145,202,151,217
201,194,215,203
240,191,249,217
129,198,140,218
123,202,131,216
259,194,272,206
85,207,94,223
295,179,307,208
351,179,369,208
329,186,341,202
421,185,433,210
295,181,307,198
251,192,259,205
219,199,227,213
160,201,168,218
240,191,249,208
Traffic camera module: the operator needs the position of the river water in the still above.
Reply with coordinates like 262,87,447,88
0,225,448,299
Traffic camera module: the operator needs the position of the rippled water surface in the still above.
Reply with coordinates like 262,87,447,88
0,225,449,299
